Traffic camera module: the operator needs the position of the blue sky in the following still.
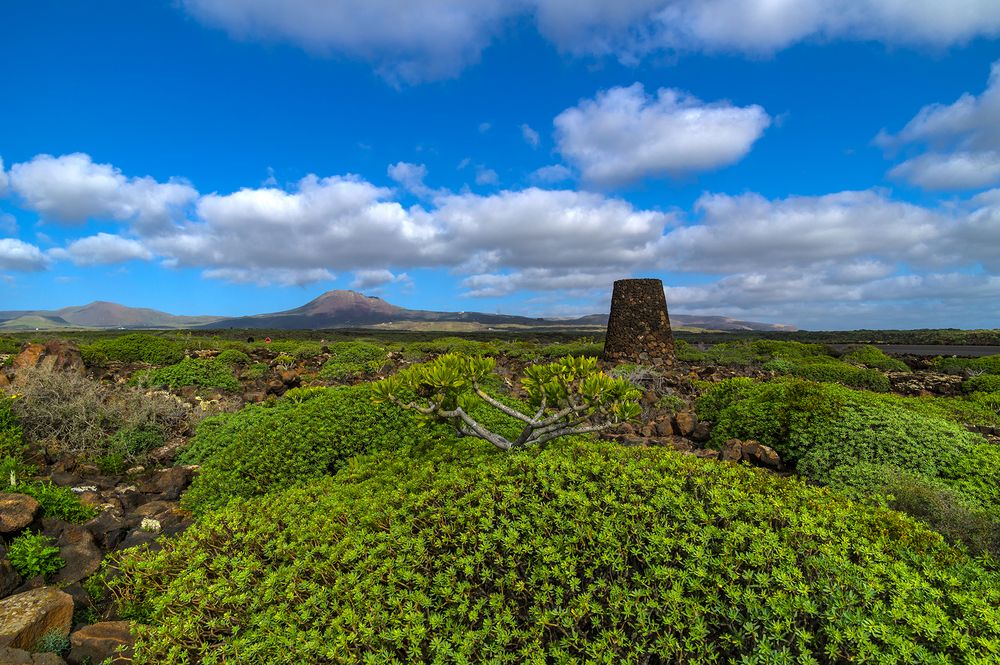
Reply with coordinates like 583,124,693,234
1,1,999,328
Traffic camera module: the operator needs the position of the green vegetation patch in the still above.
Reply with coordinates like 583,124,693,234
177,383,443,515
317,341,387,381
8,531,65,580
134,357,240,392
81,333,184,366
840,344,910,372
932,353,1000,376
7,480,99,522
111,441,1000,664
698,378,1000,512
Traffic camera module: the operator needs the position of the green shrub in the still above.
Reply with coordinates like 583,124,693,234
272,353,296,366
318,341,386,381
0,396,24,458
9,480,99,522
110,441,1000,664
34,629,71,656
839,345,909,372
964,374,1000,394
0,455,35,485
828,463,1000,557
535,338,602,358
0,337,20,354
82,334,184,366
135,358,239,392
698,378,1000,511
243,362,269,380
213,349,251,366
785,358,890,392
932,354,1000,376
8,532,64,579
178,384,442,515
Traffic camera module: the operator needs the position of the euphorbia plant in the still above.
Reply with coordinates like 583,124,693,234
372,353,641,450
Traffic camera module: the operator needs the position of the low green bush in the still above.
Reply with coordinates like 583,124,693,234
839,345,909,372
827,463,1000,557
963,374,1000,394
698,378,1000,511
0,395,24,458
178,384,443,515
932,353,1000,376
213,349,251,366
81,334,184,366
34,629,71,656
8,480,99,522
0,337,20,354
784,358,891,392
110,441,1000,664
8,532,64,579
134,358,240,392
243,362,269,380
535,338,603,358
318,341,386,381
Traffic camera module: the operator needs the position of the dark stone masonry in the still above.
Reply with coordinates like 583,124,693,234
602,278,675,367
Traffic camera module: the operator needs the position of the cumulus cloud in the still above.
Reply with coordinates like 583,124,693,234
0,238,48,271
0,157,8,197
350,269,412,289
554,83,770,185
55,233,153,266
530,164,573,184
7,153,197,233
181,0,512,84
202,267,336,286
474,167,500,186
178,1,1000,82
387,161,435,197
521,123,540,148
152,175,437,284
880,61,1000,190
461,268,627,297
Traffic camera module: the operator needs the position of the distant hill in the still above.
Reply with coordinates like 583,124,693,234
0,291,794,332
0,301,222,330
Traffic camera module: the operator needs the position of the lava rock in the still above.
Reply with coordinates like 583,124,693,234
68,621,134,665
0,494,40,534
0,587,74,650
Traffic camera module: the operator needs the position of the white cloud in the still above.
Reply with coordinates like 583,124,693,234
880,61,1000,191
662,190,941,273
520,123,540,148
554,83,770,185
475,167,499,186
889,151,1000,191
202,267,336,286
7,153,197,233
181,0,512,84
58,233,153,266
461,268,626,297
0,157,8,197
530,164,573,184
433,187,670,273
387,161,434,197
350,269,412,289
0,238,48,271
179,1,1000,82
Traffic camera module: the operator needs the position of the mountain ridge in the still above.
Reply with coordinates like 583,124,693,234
0,291,795,332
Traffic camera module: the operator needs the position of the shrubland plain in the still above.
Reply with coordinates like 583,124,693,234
0,329,999,663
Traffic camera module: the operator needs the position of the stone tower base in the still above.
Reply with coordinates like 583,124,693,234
602,278,675,366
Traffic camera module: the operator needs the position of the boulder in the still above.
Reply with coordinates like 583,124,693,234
138,466,195,500
52,526,102,586
0,494,40,534
68,622,134,665
0,646,67,664
690,421,712,443
742,440,782,470
673,411,698,437
0,545,23,600
0,587,74,650
12,342,85,376
720,439,743,463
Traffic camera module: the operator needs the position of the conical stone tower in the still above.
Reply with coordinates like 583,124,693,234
602,278,675,366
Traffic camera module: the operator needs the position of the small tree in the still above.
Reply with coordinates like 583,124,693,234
371,353,641,450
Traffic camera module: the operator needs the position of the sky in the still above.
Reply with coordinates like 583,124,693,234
1,1,999,329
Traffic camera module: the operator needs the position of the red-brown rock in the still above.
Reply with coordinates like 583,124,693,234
0,587,74,650
0,494,40,534
68,621,134,665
